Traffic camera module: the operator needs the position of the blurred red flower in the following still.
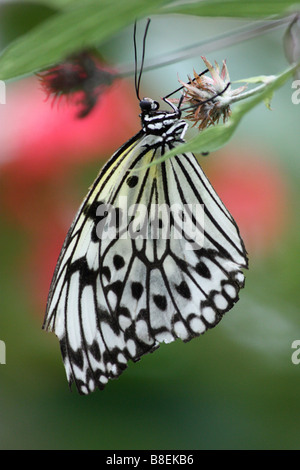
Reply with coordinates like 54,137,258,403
0,76,139,177
0,75,139,225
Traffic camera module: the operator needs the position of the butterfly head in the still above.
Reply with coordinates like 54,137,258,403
139,97,160,115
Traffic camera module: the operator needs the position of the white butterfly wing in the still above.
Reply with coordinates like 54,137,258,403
44,131,247,394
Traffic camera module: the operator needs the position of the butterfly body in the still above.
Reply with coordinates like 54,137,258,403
43,97,247,395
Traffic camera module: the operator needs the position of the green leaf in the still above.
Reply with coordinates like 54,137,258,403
0,1,57,50
234,75,276,84
146,65,297,167
0,0,170,81
34,0,79,7
166,0,300,18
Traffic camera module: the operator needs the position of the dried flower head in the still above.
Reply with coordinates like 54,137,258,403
37,51,116,118
177,56,246,130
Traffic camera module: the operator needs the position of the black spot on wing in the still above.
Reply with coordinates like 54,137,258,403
126,175,139,188
113,254,125,270
83,200,104,220
90,340,101,361
175,281,191,299
195,261,211,279
67,258,98,284
117,306,131,318
153,294,167,311
131,282,144,300
108,280,123,296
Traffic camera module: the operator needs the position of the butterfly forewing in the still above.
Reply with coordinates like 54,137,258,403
44,104,247,395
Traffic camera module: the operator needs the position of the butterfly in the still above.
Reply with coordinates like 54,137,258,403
43,20,248,395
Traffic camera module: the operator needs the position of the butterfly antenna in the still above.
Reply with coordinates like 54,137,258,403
134,18,151,102
163,68,209,104
133,21,139,100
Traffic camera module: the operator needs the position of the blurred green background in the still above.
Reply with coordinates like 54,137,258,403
0,1,300,450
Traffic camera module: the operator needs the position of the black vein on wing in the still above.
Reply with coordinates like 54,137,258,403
173,153,246,260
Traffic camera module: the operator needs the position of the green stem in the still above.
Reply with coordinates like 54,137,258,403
221,63,299,107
